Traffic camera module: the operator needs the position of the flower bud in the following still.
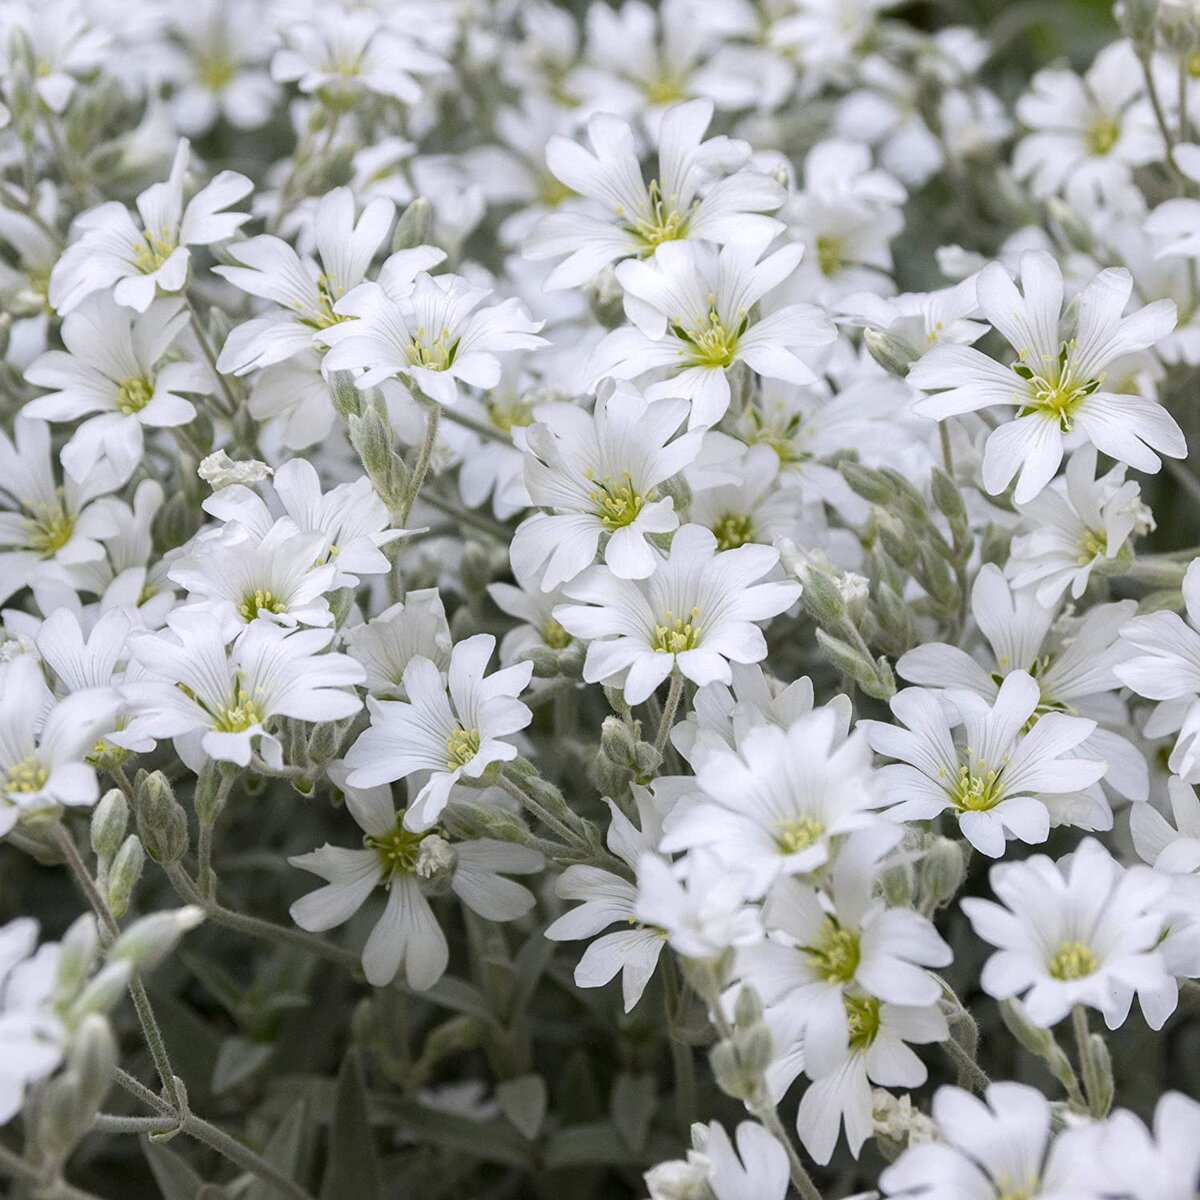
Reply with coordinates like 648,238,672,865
90,789,128,864
329,369,363,419
600,715,639,765
109,907,204,972
55,914,101,1006
70,961,132,1020
105,835,145,919
393,196,433,251
921,837,965,908
135,771,189,865
864,326,917,378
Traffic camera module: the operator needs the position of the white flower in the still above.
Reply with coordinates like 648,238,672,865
1082,1092,1200,1200
214,188,425,375
962,837,1175,1029
510,384,704,590
865,671,1109,858
646,1120,790,1200
270,8,446,109
524,98,785,290
909,251,1184,502
554,524,801,704
323,270,547,407
0,918,67,1124
49,139,252,314
634,848,761,960
162,0,279,135
1006,446,1151,605
0,0,110,114
589,239,835,429
0,656,121,836
0,418,123,606
1117,559,1200,782
342,589,451,697
1013,42,1162,202
24,295,208,482
545,785,669,1012
898,563,1147,800
289,774,540,989
124,610,363,771
781,139,906,303
880,1082,1096,1200
201,458,406,588
1145,146,1200,259
169,519,337,628
661,705,882,893
343,634,533,829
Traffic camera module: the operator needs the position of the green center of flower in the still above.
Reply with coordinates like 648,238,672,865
1085,114,1120,155
446,727,481,769
542,619,571,650
844,993,882,1052
365,817,430,877
307,274,351,330
1014,344,1103,431
132,229,176,274
947,756,1004,812
5,757,48,795
651,609,702,654
1048,940,1099,981
775,815,825,855
625,180,693,251
644,74,687,106
198,53,235,91
805,919,861,984
489,398,535,433
239,589,288,623
210,682,266,733
1077,527,1107,564
537,174,573,208
816,234,846,277
23,499,75,558
712,510,754,550
586,471,647,530
674,303,743,369
116,375,154,415
406,326,459,372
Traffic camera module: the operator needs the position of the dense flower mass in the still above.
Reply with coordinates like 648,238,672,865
4,1,1200,1198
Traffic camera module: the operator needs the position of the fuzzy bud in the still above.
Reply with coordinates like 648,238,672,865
393,197,433,251
69,961,132,1021
135,771,189,865
921,837,966,908
90,790,128,864
109,907,205,972
54,914,101,1006
105,836,145,920
329,370,363,419
864,326,917,378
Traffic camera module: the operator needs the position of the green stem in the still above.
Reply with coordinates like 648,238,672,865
0,1141,106,1200
1072,1005,1107,1117
654,672,685,755
661,957,696,1138
418,490,512,541
939,420,955,477
185,298,239,418
941,1035,990,1093
54,824,182,1108
494,771,583,851
749,1102,822,1200
396,402,441,526
439,404,512,445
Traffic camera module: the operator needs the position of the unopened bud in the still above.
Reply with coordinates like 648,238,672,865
90,790,128,863
921,837,965,908
135,771,189,865
865,326,916,378
329,370,363,419
55,915,101,1005
109,907,204,972
105,836,145,919
70,961,132,1020
393,197,433,251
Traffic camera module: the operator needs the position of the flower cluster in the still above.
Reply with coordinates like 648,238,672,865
2,0,1200,1198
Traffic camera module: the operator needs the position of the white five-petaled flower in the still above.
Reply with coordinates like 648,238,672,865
215,188,433,375
545,784,669,1013
289,773,541,990
962,837,1175,1030
588,239,836,429
661,705,882,894
865,671,1108,858
0,655,122,835
908,250,1185,502
49,139,252,314
343,634,533,829
124,609,364,771
525,98,785,290
554,523,802,704
24,295,209,483
510,383,704,590
322,270,547,407
1117,558,1200,783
